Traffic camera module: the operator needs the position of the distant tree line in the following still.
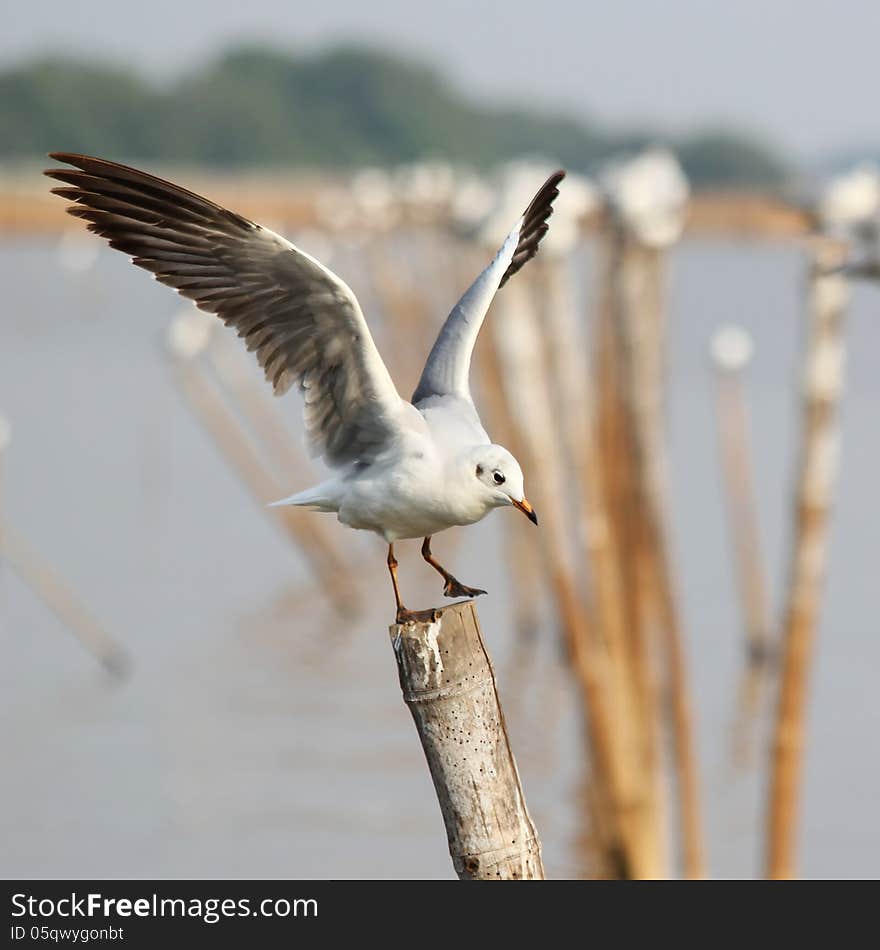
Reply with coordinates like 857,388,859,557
0,45,790,187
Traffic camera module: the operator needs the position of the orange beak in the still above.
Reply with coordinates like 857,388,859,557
512,497,538,525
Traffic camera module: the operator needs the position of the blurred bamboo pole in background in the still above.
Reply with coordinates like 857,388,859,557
612,234,704,878
765,237,850,879
589,162,710,876
390,600,545,880
508,268,637,874
710,327,774,766
0,523,131,676
0,509,130,681
205,333,355,582
166,319,360,616
536,252,670,878
595,232,669,877
532,258,594,518
207,336,315,485
0,414,129,675
711,328,772,667
491,283,662,879
471,318,546,640
366,234,436,382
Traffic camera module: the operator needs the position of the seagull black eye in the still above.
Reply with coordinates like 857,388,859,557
493,470,505,485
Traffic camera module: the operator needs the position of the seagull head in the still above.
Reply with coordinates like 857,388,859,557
471,445,537,525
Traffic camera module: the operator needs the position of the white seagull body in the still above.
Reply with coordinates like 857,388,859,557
46,154,564,619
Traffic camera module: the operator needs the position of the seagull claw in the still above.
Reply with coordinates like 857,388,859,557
442,580,487,599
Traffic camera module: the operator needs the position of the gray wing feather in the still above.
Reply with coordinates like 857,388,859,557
45,153,404,467
412,170,564,406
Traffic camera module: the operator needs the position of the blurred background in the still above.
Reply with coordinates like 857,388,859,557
1,0,878,879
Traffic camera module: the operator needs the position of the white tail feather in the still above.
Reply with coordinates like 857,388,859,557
268,482,338,512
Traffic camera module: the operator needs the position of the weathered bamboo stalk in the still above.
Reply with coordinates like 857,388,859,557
765,237,850,879
390,600,544,880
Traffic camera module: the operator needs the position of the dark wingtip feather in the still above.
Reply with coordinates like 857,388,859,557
498,169,566,288
44,153,256,233
45,152,86,174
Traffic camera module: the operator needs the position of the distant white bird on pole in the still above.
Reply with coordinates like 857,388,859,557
814,162,880,280
818,163,880,281
46,155,565,621
711,325,754,373
817,163,880,239
601,147,690,247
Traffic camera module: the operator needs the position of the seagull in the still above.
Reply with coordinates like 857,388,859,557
45,154,565,622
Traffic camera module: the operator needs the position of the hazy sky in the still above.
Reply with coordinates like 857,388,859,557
4,0,879,159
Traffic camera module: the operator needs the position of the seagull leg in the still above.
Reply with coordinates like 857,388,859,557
421,536,487,599
388,543,420,624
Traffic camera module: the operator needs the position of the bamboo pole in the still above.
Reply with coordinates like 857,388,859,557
365,234,436,384
543,256,627,669
590,234,669,877
612,234,705,879
712,327,773,669
765,237,850,880
0,414,129,675
593,227,678,876
166,315,359,616
710,327,775,765
529,253,669,877
390,600,544,879
491,283,658,879
596,146,705,881
531,258,593,502
205,333,353,578
1,521,130,676
472,324,546,642
594,229,654,739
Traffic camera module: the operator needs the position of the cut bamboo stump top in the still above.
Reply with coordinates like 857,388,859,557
389,600,544,880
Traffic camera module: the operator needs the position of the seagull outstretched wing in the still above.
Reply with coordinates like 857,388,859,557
45,153,408,468
412,170,565,407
